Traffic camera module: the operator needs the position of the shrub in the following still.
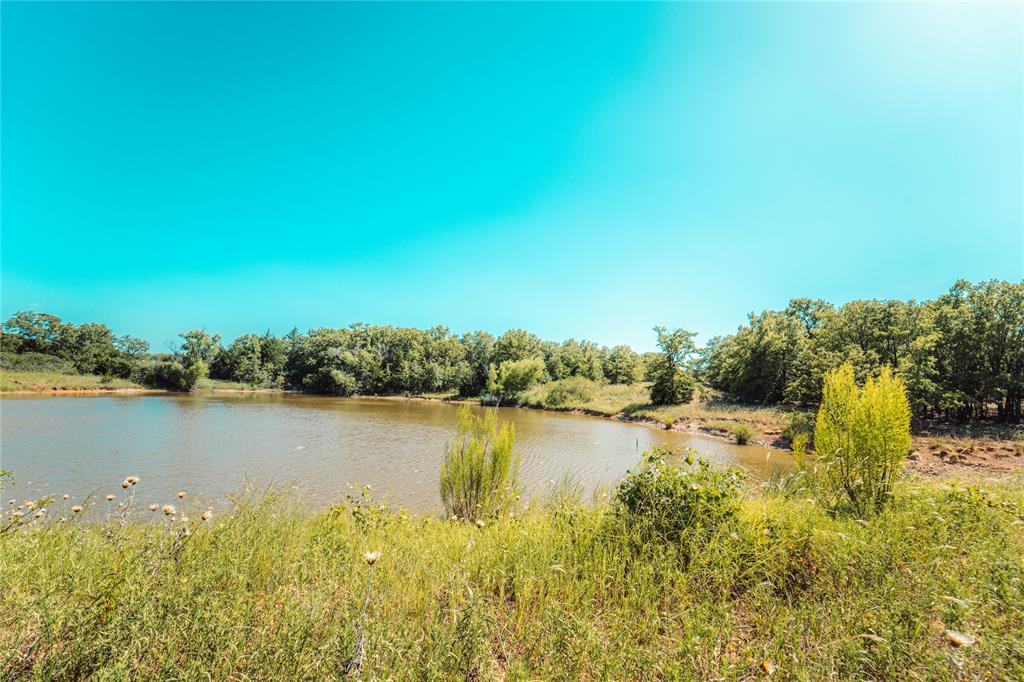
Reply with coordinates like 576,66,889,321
486,358,546,406
612,447,743,549
732,424,754,444
136,359,206,391
649,363,695,405
181,360,207,391
814,364,911,516
783,411,816,446
0,350,76,374
543,377,595,408
440,406,520,520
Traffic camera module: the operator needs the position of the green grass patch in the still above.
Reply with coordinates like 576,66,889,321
0,369,144,392
2,477,1021,679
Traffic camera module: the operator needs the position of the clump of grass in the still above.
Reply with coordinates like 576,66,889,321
439,406,520,521
731,424,754,444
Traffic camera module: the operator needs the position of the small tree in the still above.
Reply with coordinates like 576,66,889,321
487,357,546,406
650,326,697,405
815,364,911,515
181,359,207,391
440,407,520,520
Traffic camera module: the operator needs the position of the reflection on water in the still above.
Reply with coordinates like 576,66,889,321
0,394,790,512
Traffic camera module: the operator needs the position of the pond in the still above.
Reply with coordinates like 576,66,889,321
0,394,789,512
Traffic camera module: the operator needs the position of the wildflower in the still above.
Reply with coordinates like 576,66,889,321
7,499,14,505
475,519,486,528
127,476,140,485
62,494,69,500
105,495,115,501
34,511,44,519
59,517,67,523
72,506,82,513
162,505,176,516
177,491,186,499
122,480,130,489
201,509,213,522
12,511,23,518
148,504,158,511
117,503,126,509
364,551,381,566
25,501,36,510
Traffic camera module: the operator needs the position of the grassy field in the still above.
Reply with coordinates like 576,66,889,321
1,476,1021,680
0,370,288,394
0,369,146,393
520,379,796,439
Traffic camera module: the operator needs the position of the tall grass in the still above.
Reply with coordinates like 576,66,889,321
1,475,1021,679
439,406,520,520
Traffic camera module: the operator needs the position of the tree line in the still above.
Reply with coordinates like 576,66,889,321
700,279,1023,422
1,278,1020,422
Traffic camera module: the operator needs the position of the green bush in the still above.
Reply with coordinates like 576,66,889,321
136,359,206,391
784,411,816,446
815,364,912,516
731,424,754,444
649,364,695,405
439,406,520,520
0,350,76,374
612,447,744,549
543,377,595,408
485,357,546,406
181,360,207,391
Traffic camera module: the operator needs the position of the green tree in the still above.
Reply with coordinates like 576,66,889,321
487,358,546,406
458,331,495,397
179,329,222,368
649,326,697,405
603,345,643,384
492,329,542,366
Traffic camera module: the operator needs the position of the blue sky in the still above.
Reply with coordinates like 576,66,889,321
2,2,1021,352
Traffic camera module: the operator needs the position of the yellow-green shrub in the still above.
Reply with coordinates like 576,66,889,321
815,364,911,516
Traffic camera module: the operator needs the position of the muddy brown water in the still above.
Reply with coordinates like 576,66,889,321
0,394,790,513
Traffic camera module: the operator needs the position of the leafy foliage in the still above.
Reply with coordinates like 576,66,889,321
486,358,546,405
702,280,1024,422
3,279,1019,420
814,364,912,516
649,326,697,405
613,447,744,549
541,376,595,408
